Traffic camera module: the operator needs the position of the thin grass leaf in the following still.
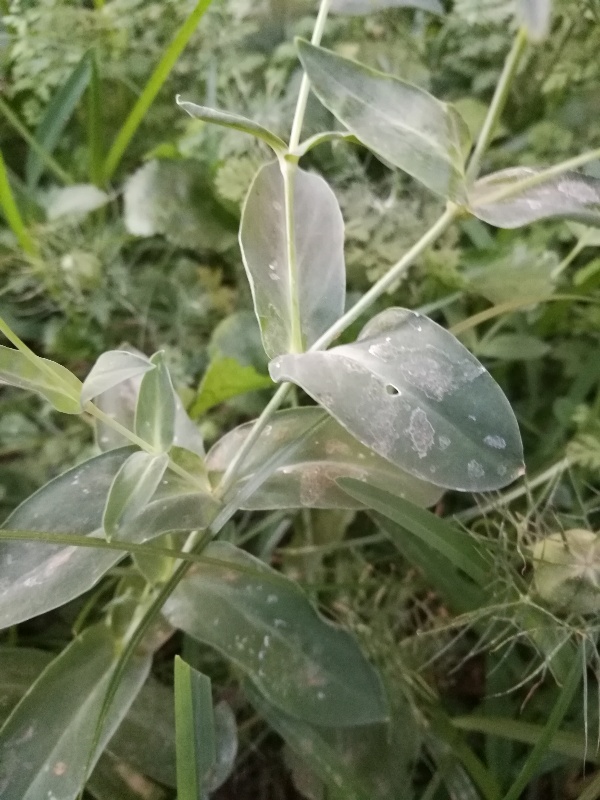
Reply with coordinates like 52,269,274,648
103,0,214,181
0,151,37,255
26,51,91,189
174,657,216,800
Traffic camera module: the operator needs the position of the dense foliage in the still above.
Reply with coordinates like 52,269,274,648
1,1,600,798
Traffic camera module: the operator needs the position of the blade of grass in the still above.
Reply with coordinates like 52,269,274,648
102,0,214,182
87,49,104,186
25,51,91,188
0,97,73,186
501,646,582,800
174,657,216,800
0,151,38,256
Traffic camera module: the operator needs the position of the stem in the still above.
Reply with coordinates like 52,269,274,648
466,28,528,183
288,0,332,151
281,158,304,352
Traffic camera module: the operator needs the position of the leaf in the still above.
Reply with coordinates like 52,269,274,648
0,448,140,629
466,245,557,304
88,753,167,800
339,480,489,586
297,41,471,201
108,675,176,787
206,407,443,510
26,51,91,189
123,159,236,252
81,350,154,407
270,308,524,492
44,184,110,221
134,352,177,451
174,657,215,800
163,542,388,726
0,345,81,413
176,98,287,152
103,452,169,540
470,168,600,229
517,0,552,42
475,334,550,361
330,0,443,14
190,357,273,418
240,160,346,358
0,648,53,726
0,624,150,800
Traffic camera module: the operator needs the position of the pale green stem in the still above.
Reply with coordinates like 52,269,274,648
281,158,304,352
466,28,528,183
288,0,332,151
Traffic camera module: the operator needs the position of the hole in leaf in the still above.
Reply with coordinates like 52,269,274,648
385,384,400,396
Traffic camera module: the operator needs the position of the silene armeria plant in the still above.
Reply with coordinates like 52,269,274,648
2,0,600,797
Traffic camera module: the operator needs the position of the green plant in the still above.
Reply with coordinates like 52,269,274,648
2,0,600,798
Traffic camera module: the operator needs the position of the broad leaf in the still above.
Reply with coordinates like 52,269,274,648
270,308,524,492
240,160,345,358
331,0,443,14
474,333,550,361
465,244,557,304
0,648,53,725
176,98,287,152
0,624,150,800
26,51,91,189
102,452,169,540
81,350,153,407
470,167,600,229
134,352,177,451
206,407,443,509
163,542,388,726
0,345,81,413
518,0,551,41
0,448,133,629
190,357,273,418
44,184,110,220
297,41,471,201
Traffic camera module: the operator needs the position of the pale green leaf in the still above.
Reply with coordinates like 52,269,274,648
190,357,273,418
206,407,443,509
270,308,524,492
26,51,91,189
163,542,388,726
44,184,110,221
240,161,346,358
176,98,287,152
475,334,550,361
331,0,443,14
517,0,552,41
297,40,471,201
174,657,215,800
0,624,150,800
102,452,169,540
81,350,153,407
0,648,53,726
466,245,557,304
0,345,81,413
134,352,177,451
470,167,600,229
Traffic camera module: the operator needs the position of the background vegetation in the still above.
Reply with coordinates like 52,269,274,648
1,0,600,798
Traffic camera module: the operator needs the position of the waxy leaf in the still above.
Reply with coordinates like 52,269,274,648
331,0,443,14
134,351,177,451
102,452,169,540
270,308,524,492
206,407,443,509
176,98,287,153
0,648,53,726
81,350,153,407
297,41,471,201
164,542,388,726
0,345,81,413
518,0,552,41
240,160,345,358
44,184,110,221
0,625,150,800
470,167,600,229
